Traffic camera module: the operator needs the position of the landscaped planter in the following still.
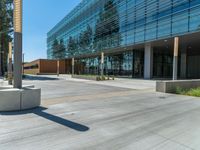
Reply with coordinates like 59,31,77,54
72,75,114,81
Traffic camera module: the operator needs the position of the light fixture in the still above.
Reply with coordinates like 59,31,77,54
14,0,22,33
9,42,12,59
174,37,179,57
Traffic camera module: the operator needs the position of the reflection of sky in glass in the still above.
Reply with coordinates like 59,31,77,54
47,0,200,59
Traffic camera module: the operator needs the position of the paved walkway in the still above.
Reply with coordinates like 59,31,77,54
25,74,156,90
88,78,155,90
1,75,200,150
0,77,4,86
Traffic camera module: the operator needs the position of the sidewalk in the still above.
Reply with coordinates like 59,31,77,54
1,77,200,150
0,76,3,85
64,75,156,90
88,78,156,90
23,74,156,90
0,77,9,86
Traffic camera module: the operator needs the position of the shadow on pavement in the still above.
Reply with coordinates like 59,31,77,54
23,75,59,81
0,106,89,132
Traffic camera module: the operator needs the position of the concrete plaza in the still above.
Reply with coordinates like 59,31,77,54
0,76,200,150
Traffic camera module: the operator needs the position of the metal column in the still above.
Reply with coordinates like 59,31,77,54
144,43,153,79
72,58,74,76
8,42,13,85
57,60,60,76
101,52,104,76
13,0,22,88
173,37,179,80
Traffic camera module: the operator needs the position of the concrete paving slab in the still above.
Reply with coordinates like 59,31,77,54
149,140,192,150
0,76,200,150
0,77,5,86
25,74,156,90
64,75,156,90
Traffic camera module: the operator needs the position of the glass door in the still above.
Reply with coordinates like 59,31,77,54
132,50,144,78
153,48,173,78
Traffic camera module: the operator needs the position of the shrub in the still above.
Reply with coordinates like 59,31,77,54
187,88,200,97
101,76,105,80
4,72,8,80
176,87,186,95
96,76,100,81
176,86,200,97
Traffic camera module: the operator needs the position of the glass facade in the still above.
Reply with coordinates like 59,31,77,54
47,0,200,59
47,0,200,79
74,50,144,78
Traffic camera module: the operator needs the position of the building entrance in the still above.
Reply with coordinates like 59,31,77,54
132,50,144,78
105,50,144,78
105,51,133,77
187,47,200,79
153,47,173,78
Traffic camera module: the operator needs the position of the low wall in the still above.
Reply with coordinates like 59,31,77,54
156,80,200,93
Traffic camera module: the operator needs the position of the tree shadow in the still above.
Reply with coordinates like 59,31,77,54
0,106,89,132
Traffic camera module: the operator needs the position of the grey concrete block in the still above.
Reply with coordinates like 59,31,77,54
23,85,35,89
156,79,200,93
0,85,13,90
21,88,41,110
0,88,21,111
0,87,41,111
156,82,166,93
0,85,34,90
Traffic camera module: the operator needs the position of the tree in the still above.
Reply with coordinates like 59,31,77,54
58,39,66,59
0,0,13,76
78,25,93,53
94,0,120,51
52,39,66,59
67,36,77,57
79,32,84,51
52,39,59,59
84,25,93,50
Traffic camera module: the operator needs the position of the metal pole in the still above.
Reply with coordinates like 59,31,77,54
13,0,22,88
72,58,74,76
173,37,179,80
101,52,104,77
22,53,24,76
14,31,22,88
8,42,13,85
57,60,59,76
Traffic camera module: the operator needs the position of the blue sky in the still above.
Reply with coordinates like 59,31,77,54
23,0,81,62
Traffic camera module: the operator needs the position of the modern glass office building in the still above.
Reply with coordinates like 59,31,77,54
47,0,200,79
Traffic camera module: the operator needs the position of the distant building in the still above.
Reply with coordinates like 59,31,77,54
24,59,71,75
47,0,200,79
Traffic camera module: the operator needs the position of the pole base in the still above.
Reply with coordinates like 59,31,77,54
0,87,41,112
